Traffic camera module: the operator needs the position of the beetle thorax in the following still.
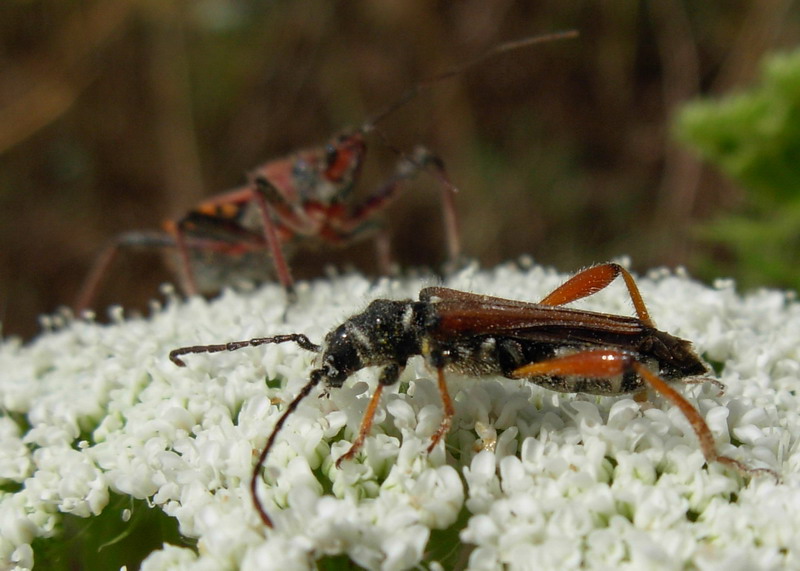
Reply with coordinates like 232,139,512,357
317,299,424,387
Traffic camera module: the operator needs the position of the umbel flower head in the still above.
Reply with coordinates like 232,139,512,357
0,261,797,570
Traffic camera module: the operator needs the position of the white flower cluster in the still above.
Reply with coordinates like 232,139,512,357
0,261,798,570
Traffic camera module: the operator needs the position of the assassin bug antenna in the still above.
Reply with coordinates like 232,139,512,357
171,262,777,529
362,30,580,131
74,30,579,314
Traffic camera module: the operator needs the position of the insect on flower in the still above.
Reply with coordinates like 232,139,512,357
74,31,578,312
170,262,777,528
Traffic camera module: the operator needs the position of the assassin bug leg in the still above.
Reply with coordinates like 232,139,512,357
75,231,176,313
171,262,776,529
355,140,462,267
250,177,297,303
168,177,297,302
75,31,578,312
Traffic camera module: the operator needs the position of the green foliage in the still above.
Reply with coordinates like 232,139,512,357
31,493,193,570
424,506,473,568
676,49,800,290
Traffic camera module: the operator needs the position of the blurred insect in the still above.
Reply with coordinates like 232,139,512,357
170,262,776,528
75,31,578,312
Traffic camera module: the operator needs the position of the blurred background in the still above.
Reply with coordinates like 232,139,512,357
1,1,799,339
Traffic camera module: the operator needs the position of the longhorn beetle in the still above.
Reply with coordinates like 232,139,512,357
75,31,578,312
170,262,776,528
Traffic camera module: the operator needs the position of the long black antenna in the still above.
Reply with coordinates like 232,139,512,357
169,333,320,367
363,30,579,131
169,333,324,527
250,371,324,528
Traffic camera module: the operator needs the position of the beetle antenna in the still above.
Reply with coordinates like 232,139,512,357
169,333,320,366
251,369,325,528
363,30,579,131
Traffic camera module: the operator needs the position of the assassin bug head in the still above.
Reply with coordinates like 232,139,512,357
248,130,368,206
275,131,369,205
322,131,368,189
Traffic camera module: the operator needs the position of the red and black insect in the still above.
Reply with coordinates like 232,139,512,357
170,262,775,528
75,31,578,312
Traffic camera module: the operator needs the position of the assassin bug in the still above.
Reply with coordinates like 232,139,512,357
170,262,775,528
75,31,578,312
